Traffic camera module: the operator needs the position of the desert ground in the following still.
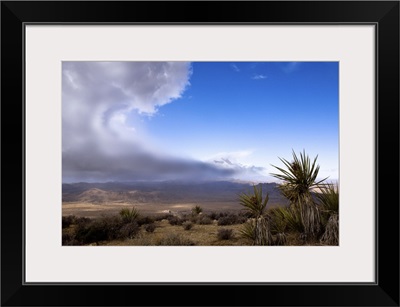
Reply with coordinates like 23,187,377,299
62,200,244,219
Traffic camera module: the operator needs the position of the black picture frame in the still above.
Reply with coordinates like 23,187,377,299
1,1,399,306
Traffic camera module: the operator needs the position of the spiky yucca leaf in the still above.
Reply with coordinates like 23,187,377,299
316,183,339,214
270,149,327,203
270,150,325,238
239,219,257,243
239,185,269,218
269,206,304,234
119,207,140,223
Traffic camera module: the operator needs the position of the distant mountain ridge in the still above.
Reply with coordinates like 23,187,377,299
62,180,289,207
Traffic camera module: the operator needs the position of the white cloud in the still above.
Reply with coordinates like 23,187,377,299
282,62,300,73
252,74,267,80
230,63,240,72
62,61,239,182
205,150,270,182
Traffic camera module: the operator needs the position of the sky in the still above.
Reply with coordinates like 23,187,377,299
62,61,339,183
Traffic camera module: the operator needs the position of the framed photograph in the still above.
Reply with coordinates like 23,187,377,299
1,1,399,306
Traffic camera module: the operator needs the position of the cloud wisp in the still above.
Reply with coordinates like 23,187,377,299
252,74,267,80
230,63,240,72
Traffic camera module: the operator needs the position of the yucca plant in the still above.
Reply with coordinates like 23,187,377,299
119,207,140,223
270,150,327,238
316,183,339,245
239,184,268,218
239,185,273,245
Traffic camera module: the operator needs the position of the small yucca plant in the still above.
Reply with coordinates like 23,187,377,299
316,183,339,214
119,207,140,223
239,185,268,218
316,183,339,245
191,205,203,215
239,185,273,245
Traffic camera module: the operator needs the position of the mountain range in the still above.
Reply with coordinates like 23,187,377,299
62,180,289,207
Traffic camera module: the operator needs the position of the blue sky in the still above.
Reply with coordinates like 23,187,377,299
62,61,338,183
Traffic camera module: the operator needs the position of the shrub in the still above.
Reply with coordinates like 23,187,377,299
217,228,234,240
198,216,213,225
75,220,108,244
119,222,140,239
75,216,92,226
144,223,156,233
217,214,245,226
137,216,155,226
62,215,76,229
154,214,170,222
189,214,199,224
208,212,218,220
156,233,195,246
62,232,78,245
119,207,140,223
167,215,183,226
74,216,124,244
182,221,193,230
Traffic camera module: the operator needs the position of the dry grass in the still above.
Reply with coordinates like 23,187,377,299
62,201,243,219
101,220,251,246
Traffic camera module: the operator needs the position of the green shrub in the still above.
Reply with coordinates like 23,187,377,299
144,223,156,233
208,212,218,220
182,221,193,230
74,216,124,244
138,216,155,226
198,216,213,225
156,233,195,246
62,232,78,245
62,215,76,229
217,228,234,240
119,222,140,239
167,215,183,226
74,221,107,244
217,214,245,226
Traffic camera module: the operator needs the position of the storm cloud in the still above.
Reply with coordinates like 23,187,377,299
62,61,239,182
